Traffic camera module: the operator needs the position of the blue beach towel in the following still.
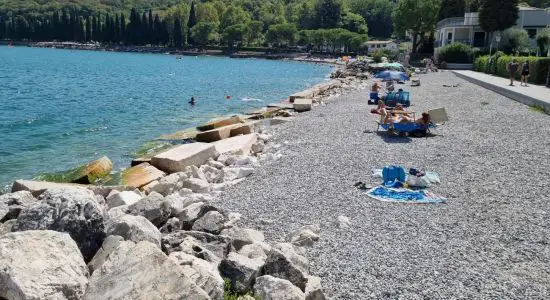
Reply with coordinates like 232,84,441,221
372,169,441,184
366,186,446,204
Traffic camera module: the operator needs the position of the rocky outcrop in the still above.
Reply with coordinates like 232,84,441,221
262,243,310,291
0,191,35,222
83,241,209,299
12,188,105,261
0,230,88,300
254,275,305,300
169,252,225,300
104,214,161,247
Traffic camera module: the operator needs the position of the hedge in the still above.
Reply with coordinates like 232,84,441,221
437,42,473,63
474,55,550,84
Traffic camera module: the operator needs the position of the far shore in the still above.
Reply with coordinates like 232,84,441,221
0,40,348,65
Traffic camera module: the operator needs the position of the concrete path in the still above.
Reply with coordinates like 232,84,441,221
217,71,550,299
454,70,550,113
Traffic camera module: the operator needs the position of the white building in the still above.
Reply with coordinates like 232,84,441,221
435,7,550,50
365,40,397,53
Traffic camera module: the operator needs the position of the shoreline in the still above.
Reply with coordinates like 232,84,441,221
1,41,346,66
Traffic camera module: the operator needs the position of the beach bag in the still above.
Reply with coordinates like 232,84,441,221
407,176,430,188
382,165,406,185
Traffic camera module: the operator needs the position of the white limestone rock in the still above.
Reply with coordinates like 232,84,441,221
0,230,88,300
0,191,35,222
192,211,226,234
224,167,254,182
126,191,170,227
106,190,143,209
263,243,310,291
219,252,265,292
105,214,161,247
254,275,305,300
181,178,211,193
305,276,326,300
169,252,225,300
220,227,265,251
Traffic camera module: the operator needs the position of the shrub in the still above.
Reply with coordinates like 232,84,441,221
372,49,384,63
474,54,550,84
437,42,473,63
501,28,530,54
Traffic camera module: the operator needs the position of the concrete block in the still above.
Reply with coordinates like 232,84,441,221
213,134,258,156
290,89,315,102
11,180,89,197
293,98,313,112
267,103,294,109
121,163,166,188
151,143,217,173
196,116,243,132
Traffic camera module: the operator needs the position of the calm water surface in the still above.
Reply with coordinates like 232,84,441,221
0,46,331,188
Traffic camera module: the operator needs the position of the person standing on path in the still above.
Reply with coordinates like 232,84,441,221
520,61,530,87
507,59,520,86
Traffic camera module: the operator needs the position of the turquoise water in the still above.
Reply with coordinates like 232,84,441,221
0,46,331,189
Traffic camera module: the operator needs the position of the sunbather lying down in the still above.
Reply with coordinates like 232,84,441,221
380,103,431,125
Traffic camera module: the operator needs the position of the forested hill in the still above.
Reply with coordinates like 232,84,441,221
0,1,183,16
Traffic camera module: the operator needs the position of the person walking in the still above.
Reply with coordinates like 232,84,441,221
507,59,520,86
520,61,530,87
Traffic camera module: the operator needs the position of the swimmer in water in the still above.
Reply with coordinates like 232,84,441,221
189,97,196,105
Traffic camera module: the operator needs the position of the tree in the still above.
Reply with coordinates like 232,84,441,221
246,20,264,46
222,23,248,48
501,28,530,54
191,22,219,47
188,1,197,45
85,16,91,42
437,0,465,21
154,15,163,45
266,23,297,47
173,17,184,47
220,5,250,31
479,0,519,33
92,15,98,41
0,17,5,40
315,0,343,29
120,14,126,43
348,0,393,38
196,3,220,24
392,0,441,53
536,29,550,56
341,12,368,34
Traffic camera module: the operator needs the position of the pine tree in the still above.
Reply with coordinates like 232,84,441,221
148,9,154,44
0,17,5,40
51,11,60,40
142,12,149,45
153,15,162,45
120,14,126,43
187,1,197,45
114,14,120,42
61,10,70,40
162,20,170,46
92,16,98,41
85,16,92,42
173,17,183,47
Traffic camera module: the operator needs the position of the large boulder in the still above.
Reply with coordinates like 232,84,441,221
0,191,35,222
126,191,170,227
305,276,326,300
87,235,124,274
220,227,265,251
105,190,142,209
11,180,89,197
83,241,209,299
104,215,161,247
212,134,258,156
120,163,166,189
161,230,231,265
262,243,310,291
69,156,113,184
169,252,225,300
219,252,265,293
238,242,272,261
192,211,226,234
254,275,305,300
178,202,219,230
196,116,243,132
151,143,218,174
181,178,211,193
0,220,16,236
0,230,88,300
12,188,105,261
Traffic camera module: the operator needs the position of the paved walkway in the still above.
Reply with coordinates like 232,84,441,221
453,70,550,113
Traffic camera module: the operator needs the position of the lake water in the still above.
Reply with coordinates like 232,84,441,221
0,46,331,189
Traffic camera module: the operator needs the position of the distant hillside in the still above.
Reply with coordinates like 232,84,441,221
0,0,183,16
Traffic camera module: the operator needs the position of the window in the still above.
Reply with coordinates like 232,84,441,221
447,32,453,41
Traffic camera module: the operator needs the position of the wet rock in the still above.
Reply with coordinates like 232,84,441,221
120,163,166,188
254,275,305,300
12,188,105,262
105,214,161,247
83,241,209,299
0,230,88,300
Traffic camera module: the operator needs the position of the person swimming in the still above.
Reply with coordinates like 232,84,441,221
189,97,196,105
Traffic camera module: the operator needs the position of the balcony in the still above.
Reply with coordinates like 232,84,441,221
436,18,465,29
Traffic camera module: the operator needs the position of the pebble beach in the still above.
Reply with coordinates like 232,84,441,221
216,71,550,299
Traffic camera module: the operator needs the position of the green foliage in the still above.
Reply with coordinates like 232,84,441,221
536,29,550,56
299,28,367,52
479,0,519,33
474,54,550,84
266,23,297,47
347,0,393,38
220,5,250,31
530,105,546,114
223,278,259,300
437,42,473,63
437,0,465,21
372,49,384,62
392,0,441,52
341,12,368,34
222,23,248,48
501,28,530,54
191,21,219,47
246,20,264,46
315,0,343,29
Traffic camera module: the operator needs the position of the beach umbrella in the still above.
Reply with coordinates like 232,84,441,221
374,71,409,81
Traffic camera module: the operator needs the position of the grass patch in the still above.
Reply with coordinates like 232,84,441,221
530,105,547,114
224,279,259,300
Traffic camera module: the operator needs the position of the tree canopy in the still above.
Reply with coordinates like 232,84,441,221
479,0,519,33
393,0,441,52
